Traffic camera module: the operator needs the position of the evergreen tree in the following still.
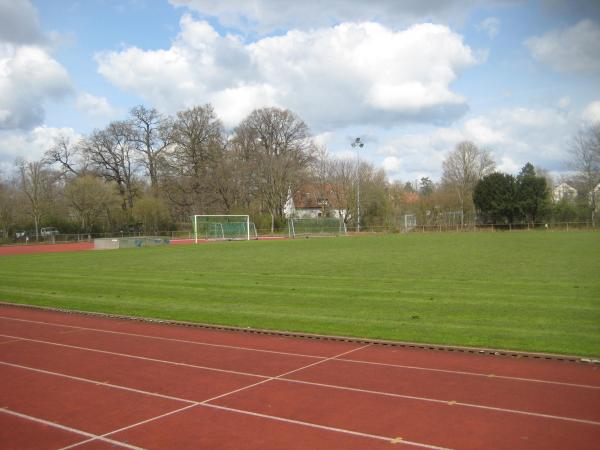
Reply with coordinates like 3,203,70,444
516,163,549,224
473,173,519,224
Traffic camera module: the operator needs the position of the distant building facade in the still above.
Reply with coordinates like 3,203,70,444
284,184,347,219
553,182,577,202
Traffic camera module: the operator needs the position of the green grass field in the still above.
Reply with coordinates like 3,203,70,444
1,232,599,357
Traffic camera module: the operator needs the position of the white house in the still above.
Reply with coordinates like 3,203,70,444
553,182,577,202
284,184,346,219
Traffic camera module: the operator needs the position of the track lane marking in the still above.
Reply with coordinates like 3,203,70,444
2,337,599,426
22,342,453,450
0,333,269,379
201,343,372,404
277,378,600,426
59,404,199,450
337,357,600,390
0,315,326,359
2,314,598,390
201,403,452,450
2,356,447,449
0,360,196,404
0,408,143,450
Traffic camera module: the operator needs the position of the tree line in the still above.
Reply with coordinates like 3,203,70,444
0,104,598,240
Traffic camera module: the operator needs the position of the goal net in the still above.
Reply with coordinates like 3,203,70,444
192,215,257,242
404,214,417,230
288,217,347,238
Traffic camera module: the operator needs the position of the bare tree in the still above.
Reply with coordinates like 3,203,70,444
0,176,17,239
129,105,172,191
82,121,138,211
16,159,54,240
322,157,355,224
64,175,119,232
235,107,315,231
442,141,496,226
165,104,226,214
43,134,83,177
569,123,600,225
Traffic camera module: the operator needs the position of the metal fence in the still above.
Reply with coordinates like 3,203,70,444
3,221,598,246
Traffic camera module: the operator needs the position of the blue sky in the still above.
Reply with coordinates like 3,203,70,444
1,0,599,182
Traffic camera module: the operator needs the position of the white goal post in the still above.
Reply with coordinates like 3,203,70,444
192,215,253,243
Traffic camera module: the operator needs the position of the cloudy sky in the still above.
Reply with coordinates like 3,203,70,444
1,0,599,182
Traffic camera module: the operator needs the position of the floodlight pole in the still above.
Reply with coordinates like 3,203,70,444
352,137,364,232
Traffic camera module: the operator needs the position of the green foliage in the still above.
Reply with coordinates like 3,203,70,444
474,164,552,224
133,196,171,232
552,198,579,222
419,177,434,196
516,163,550,223
473,172,519,223
1,233,598,356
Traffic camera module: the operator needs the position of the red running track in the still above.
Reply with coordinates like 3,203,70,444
0,304,599,450
0,237,285,256
0,242,94,256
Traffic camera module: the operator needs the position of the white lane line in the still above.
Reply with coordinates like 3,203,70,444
0,361,195,404
57,328,86,335
60,404,198,450
0,334,268,379
202,343,372,404
2,314,598,390
5,354,596,450
16,343,449,450
279,378,600,426
0,408,143,450
0,315,326,360
2,334,599,426
338,357,600,390
201,403,453,450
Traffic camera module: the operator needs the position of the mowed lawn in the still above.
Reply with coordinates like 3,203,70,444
0,232,598,357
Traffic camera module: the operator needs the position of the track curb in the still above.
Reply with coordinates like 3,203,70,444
1,301,598,364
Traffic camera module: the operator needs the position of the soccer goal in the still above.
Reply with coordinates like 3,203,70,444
404,214,417,230
192,215,257,243
287,217,347,238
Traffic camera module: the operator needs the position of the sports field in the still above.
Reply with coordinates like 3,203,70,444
0,232,598,357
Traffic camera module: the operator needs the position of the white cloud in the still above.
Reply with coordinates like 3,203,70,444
374,106,576,181
0,0,43,44
382,156,402,175
75,92,119,120
582,100,600,124
0,44,72,129
476,17,500,39
0,1,72,131
524,19,600,73
96,16,478,129
170,0,487,33
0,126,80,172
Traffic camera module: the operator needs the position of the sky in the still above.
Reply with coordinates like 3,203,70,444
1,0,599,183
